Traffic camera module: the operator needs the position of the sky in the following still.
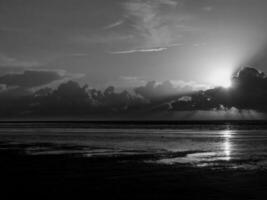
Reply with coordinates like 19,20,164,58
1,0,267,89
1,0,267,119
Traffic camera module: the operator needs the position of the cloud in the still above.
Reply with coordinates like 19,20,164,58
120,76,146,84
30,81,148,117
110,43,183,54
171,67,267,112
134,80,199,101
0,70,63,88
0,54,40,67
170,80,210,91
32,71,85,91
110,47,167,54
103,20,124,30
105,76,147,89
0,67,267,119
178,96,192,102
122,0,181,50
71,0,190,54
169,109,266,121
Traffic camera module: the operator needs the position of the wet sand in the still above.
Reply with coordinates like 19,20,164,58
1,142,267,200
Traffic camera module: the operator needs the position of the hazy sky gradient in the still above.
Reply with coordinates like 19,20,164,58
1,0,267,88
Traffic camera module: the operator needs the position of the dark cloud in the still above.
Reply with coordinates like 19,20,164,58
171,67,267,112
0,70,63,88
0,67,266,119
134,80,197,101
31,81,147,116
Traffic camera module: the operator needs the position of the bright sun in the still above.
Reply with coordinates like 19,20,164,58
209,68,232,88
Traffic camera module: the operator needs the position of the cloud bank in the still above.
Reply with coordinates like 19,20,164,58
0,67,266,120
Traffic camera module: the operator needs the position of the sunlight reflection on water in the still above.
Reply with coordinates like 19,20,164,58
222,130,233,161
156,129,235,165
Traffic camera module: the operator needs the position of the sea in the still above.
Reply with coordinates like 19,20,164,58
1,121,267,170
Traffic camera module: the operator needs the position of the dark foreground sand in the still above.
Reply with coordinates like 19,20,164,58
1,142,267,200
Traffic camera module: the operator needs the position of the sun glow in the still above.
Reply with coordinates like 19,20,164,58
209,68,233,88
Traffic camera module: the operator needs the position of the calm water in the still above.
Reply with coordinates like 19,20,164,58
1,123,267,169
